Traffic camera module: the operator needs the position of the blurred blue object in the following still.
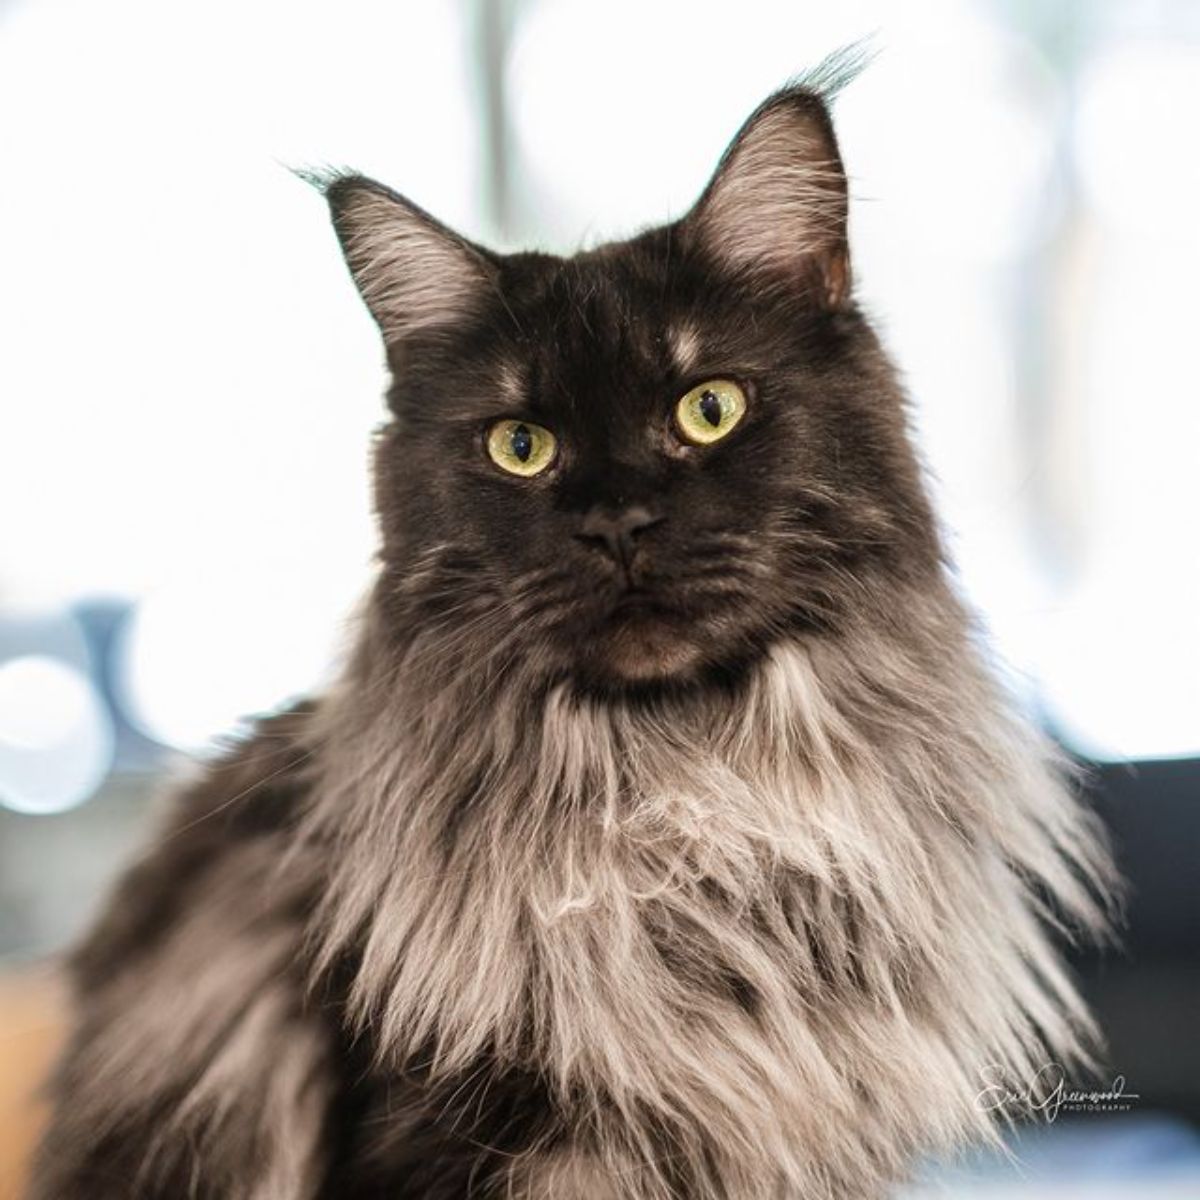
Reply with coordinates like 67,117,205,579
906,1115,1200,1196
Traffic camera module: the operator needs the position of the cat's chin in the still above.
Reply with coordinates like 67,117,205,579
582,614,707,684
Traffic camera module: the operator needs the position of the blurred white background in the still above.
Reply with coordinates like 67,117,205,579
3,0,1199,821
0,0,1197,890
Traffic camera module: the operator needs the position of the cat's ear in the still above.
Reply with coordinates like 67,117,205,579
315,173,496,346
680,85,851,308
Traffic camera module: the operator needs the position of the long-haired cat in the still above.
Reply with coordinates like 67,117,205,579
33,67,1115,1199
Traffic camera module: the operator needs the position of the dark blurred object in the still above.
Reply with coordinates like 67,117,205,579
1076,757,1200,1125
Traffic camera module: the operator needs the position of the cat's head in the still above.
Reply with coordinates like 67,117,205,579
319,83,940,693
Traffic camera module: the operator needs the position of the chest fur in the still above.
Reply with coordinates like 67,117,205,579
310,642,1107,1197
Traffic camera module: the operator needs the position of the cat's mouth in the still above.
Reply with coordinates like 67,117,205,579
586,588,705,681
609,588,669,616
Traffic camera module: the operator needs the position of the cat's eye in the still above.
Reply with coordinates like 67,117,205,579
486,419,557,477
674,380,747,445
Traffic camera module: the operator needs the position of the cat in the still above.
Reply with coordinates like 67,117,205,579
32,64,1116,1200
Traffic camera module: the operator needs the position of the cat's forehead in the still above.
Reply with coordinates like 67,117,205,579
492,247,713,414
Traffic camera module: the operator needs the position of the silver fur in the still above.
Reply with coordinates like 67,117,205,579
298,575,1115,1198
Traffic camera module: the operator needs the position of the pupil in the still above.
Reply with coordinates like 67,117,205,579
511,424,533,462
698,391,722,427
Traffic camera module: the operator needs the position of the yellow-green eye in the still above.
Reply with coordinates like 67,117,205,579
486,419,557,477
674,380,747,445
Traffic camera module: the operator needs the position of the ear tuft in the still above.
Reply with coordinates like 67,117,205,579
302,170,495,346
790,39,875,102
682,75,855,308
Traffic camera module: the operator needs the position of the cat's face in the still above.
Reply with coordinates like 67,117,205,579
323,88,939,691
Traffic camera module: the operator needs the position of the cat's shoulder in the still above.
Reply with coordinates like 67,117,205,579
70,701,320,985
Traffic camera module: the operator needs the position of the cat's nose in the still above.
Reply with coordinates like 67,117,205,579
575,504,664,569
